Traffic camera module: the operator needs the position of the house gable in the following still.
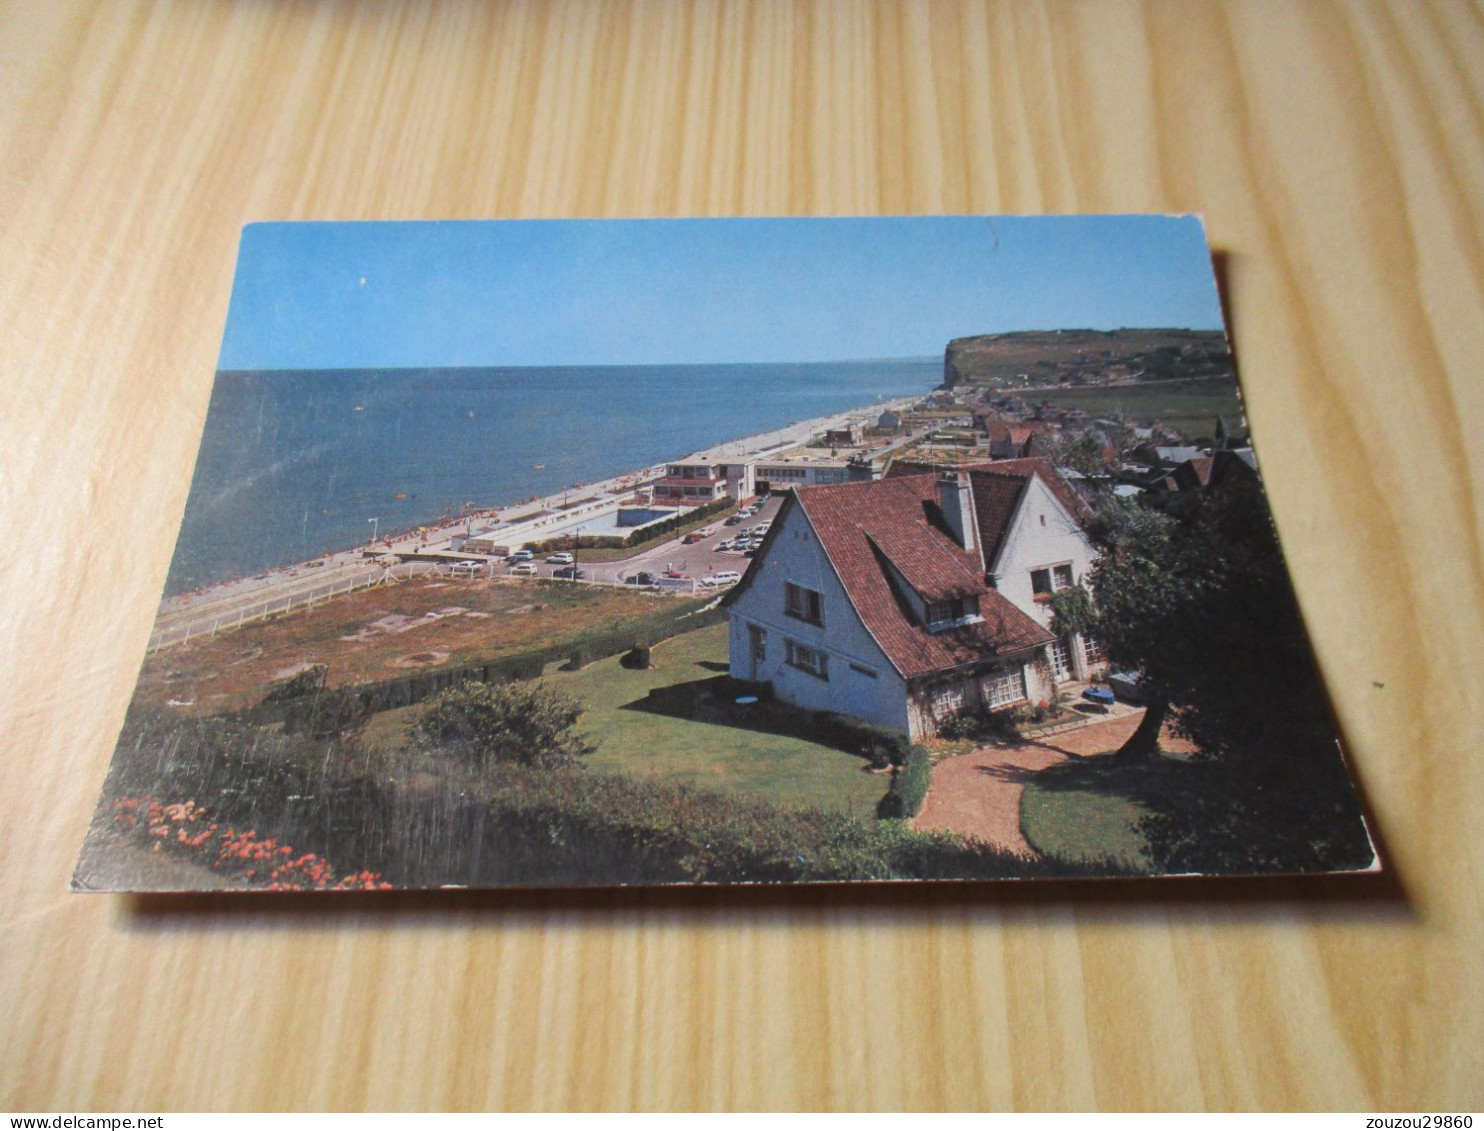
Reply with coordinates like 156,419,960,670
986,472,1098,629
724,493,909,731
780,475,1052,679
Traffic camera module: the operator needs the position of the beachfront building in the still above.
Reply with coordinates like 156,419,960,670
723,459,1103,739
823,422,864,447
721,460,756,502
463,497,678,555
651,462,731,505
752,454,869,492
650,459,757,505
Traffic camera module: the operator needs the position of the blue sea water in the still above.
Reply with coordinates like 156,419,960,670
164,360,939,594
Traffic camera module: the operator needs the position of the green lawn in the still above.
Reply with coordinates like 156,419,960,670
360,620,887,819
1019,780,1153,872
548,621,888,820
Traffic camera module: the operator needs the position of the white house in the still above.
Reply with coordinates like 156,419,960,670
723,459,1103,738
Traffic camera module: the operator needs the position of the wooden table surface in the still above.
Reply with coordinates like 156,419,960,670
2,0,1481,1112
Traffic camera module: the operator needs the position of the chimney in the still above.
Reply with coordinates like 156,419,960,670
937,471,976,554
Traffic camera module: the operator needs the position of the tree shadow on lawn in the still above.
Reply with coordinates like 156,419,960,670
978,748,1202,796
619,675,886,768
1015,749,1376,876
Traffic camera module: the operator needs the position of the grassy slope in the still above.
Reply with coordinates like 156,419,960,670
365,621,887,821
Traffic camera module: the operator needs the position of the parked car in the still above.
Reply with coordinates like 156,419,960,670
682,532,703,544
552,565,586,580
508,549,534,562
707,570,742,586
724,515,744,526
545,551,575,564
509,563,538,577
1107,671,1146,703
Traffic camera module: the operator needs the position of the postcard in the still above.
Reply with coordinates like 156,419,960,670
73,215,1375,891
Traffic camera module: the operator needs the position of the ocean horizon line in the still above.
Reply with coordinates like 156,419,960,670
214,356,944,375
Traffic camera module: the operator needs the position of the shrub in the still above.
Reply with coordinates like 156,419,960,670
414,680,595,769
620,643,652,670
807,712,910,766
292,687,369,738
937,707,1024,743
878,745,931,819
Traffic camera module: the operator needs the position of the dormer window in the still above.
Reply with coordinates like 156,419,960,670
925,595,982,630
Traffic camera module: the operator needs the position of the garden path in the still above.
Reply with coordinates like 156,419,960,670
912,711,1196,855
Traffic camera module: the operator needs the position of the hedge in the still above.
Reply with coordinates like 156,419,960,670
253,599,729,731
620,496,735,549
878,745,932,819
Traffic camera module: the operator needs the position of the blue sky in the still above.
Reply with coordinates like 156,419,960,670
219,215,1224,370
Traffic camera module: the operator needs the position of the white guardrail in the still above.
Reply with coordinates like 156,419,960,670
147,565,417,652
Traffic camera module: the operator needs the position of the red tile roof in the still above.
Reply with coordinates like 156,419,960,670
1007,425,1037,445
791,474,1053,679
1173,456,1214,490
726,460,1095,679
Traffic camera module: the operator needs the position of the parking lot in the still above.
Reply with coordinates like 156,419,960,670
475,495,784,591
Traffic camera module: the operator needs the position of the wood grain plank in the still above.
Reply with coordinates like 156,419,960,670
1,0,1480,1111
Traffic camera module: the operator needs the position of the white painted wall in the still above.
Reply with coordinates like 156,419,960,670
988,474,1098,630
727,499,910,733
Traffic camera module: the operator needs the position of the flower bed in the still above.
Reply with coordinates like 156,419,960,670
112,796,391,891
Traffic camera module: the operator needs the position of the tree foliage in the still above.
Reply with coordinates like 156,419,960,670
1059,479,1372,871
415,680,596,769
1081,478,1340,768
1033,430,1117,475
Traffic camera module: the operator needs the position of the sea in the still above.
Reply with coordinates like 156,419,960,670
164,359,940,594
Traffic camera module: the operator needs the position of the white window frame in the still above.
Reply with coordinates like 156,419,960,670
1049,637,1073,682
931,682,966,716
1032,562,1075,601
983,667,1026,709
